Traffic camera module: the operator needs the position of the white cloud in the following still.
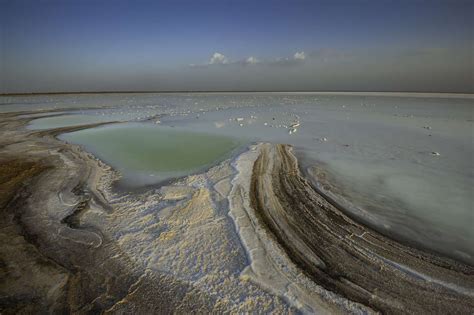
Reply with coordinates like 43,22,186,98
209,52,228,65
294,51,306,60
245,56,259,64
190,51,304,68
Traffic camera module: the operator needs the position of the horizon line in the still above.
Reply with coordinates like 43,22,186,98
2,90,473,97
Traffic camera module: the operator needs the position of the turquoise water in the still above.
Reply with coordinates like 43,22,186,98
60,123,243,186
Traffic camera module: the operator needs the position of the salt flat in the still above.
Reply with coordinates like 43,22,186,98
0,92,473,313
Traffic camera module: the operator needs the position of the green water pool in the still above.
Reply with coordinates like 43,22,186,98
60,123,243,186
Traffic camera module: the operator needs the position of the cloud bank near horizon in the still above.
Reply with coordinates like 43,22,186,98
1,0,472,93
3,46,472,93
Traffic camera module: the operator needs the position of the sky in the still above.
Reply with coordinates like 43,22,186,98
1,0,473,93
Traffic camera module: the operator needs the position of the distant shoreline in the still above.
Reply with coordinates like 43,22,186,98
1,90,473,98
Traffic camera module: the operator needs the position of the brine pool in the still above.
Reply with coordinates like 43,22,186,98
60,123,243,186
6,92,473,265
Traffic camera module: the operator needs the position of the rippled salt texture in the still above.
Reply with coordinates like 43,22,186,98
3,92,473,264
161,94,473,264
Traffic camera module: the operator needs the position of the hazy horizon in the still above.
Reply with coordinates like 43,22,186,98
2,90,474,96
1,0,473,94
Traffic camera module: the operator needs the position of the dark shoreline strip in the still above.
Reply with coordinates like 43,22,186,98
249,144,474,314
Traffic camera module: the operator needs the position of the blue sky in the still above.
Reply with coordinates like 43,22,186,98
1,0,472,93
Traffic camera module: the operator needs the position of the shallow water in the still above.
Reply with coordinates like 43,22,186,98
4,92,474,264
60,123,243,186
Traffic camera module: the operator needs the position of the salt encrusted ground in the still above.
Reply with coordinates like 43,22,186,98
0,111,294,313
1,110,473,314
